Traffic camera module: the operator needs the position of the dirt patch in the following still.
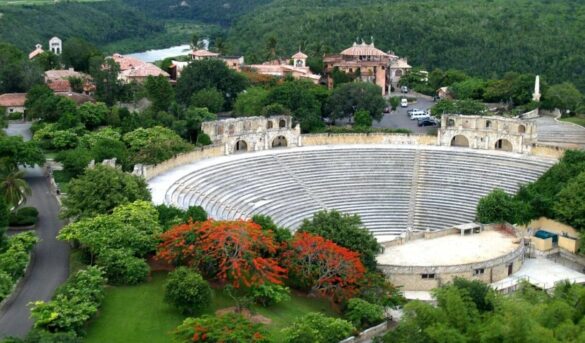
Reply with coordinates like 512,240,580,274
215,307,272,325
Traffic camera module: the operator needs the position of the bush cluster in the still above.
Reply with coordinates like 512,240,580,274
0,232,38,301
8,207,39,227
30,266,106,335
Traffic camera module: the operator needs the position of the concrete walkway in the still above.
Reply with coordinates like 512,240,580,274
0,123,69,338
536,116,585,148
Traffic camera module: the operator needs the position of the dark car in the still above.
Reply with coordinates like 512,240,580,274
418,117,438,127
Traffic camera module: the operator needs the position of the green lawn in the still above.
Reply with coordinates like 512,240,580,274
84,272,337,342
560,116,585,127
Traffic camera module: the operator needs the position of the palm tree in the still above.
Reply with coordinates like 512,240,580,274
0,169,31,209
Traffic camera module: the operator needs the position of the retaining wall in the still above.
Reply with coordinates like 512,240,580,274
302,133,437,146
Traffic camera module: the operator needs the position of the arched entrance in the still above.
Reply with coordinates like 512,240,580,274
234,140,248,153
450,135,469,147
495,139,513,152
272,136,288,148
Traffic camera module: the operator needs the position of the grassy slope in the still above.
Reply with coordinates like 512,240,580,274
84,272,337,343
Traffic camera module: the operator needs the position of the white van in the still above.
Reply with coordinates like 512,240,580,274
410,110,430,120
400,98,408,107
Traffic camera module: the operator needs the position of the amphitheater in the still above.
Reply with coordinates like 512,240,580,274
149,144,556,240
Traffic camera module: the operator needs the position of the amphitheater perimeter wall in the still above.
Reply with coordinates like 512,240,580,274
137,145,224,180
301,133,437,146
138,133,563,181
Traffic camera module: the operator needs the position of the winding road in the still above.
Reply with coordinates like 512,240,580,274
0,123,69,339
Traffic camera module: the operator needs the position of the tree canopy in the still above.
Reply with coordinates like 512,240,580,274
299,210,381,270
61,165,151,219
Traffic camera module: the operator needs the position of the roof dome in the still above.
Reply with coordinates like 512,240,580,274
340,42,388,57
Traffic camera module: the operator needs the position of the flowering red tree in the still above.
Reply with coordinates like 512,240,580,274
282,232,365,300
157,220,286,288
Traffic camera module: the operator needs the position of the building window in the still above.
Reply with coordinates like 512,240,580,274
279,119,286,128
473,268,485,275
518,124,526,134
447,119,455,127
486,120,492,128
421,273,435,279
267,121,273,129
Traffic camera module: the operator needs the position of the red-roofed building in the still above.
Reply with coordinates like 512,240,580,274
110,53,169,83
0,93,27,115
28,44,45,60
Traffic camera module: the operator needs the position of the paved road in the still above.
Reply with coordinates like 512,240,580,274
0,175,69,339
4,122,32,141
0,124,69,339
374,96,436,134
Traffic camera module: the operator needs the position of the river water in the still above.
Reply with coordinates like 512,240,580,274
127,44,191,63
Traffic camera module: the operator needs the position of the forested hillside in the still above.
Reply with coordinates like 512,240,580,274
225,0,585,91
0,1,163,52
121,0,272,25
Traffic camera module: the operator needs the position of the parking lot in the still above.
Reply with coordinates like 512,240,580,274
373,95,437,134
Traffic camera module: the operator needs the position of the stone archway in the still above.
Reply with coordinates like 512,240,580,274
495,139,513,152
450,135,469,147
272,136,288,148
234,140,248,153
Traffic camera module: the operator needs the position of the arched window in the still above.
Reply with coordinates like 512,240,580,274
450,135,469,147
486,120,492,129
395,69,403,77
518,124,526,134
228,124,235,135
279,119,286,128
447,119,455,127
495,139,513,152
234,140,248,153
272,136,288,148
267,121,273,129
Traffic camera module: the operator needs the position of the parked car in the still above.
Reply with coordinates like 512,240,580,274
407,108,422,115
418,117,438,127
400,98,408,107
409,109,428,120
401,85,409,93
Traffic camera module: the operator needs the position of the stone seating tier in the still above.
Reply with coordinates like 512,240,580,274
164,147,554,236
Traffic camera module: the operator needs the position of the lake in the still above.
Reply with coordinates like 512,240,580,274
127,44,191,63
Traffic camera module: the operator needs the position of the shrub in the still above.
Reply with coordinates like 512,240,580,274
0,271,14,300
55,148,93,178
9,207,39,226
250,283,291,306
96,249,149,285
344,298,385,329
174,313,269,343
184,206,207,223
196,132,212,146
354,109,373,128
164,267,212,315
281,312,355,343
30,266,106,334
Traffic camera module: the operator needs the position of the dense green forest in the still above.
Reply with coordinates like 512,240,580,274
0,1,166,52
120,0,271,25
224,0,585,91
2,0,585,91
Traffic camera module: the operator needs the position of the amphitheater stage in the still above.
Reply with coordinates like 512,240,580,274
492,258,585,291
148,144,556,238
376,230,519,267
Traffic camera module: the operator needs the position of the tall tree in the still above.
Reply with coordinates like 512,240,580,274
61,165,150,219
157,220,286,288
144,75,174,112
90,57,123,106
282,232,365,300
326,82,386,122
62,38,101,72
299,210,381,270
0,169,31,209
175,59,248,110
